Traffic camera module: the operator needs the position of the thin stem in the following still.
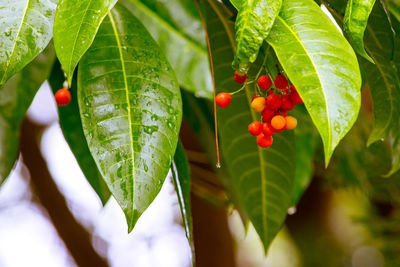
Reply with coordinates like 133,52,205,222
193,0,221,167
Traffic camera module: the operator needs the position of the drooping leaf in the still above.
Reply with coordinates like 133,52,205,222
325,0,400,175
343,0,376,62
121,0,212,98
266,0,362,165
291,106,319,205
204,0,296,252
53,0,118,84
48,61,111,205
0,0,57,86
78,3,182,231
0,44,55,184
171,142,194,265
233,0,282,70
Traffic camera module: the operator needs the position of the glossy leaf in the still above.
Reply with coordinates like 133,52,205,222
48,61,111,205
53,0,118,84
343,0,376,63
229,0,241,10
171,142,194,264
233,0,282,69
0,44,55,184
121,0,212,98
0,0,57,85
325,0,400,174
204,0,296,252
78,3,182,231
266,0,362,165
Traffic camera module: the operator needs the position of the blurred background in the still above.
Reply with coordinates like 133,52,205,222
0,80,396,267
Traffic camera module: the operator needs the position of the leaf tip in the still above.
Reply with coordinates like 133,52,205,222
125,209,141,233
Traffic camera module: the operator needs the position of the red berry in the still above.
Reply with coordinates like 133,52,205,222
267,90,274,96
262,108,276,122
275,74,288,89
262,122,275,136
216,92,231,107
257,75,271,90
55,88,71,106
289,85,303,104
257,133,273,148
283,87,289,94
280,95,295,111
266,94,281,110
281,110,288,117
234,71,247,84
248,121,263,136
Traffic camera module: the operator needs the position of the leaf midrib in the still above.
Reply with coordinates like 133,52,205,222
1,0,30,84
274,15,332,154
235,0,258,57
108,11,135,215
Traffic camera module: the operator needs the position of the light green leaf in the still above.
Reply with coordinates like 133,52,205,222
343,0,376,63
229,0,241,10
78,3,182,231
204,0,296,252
0,44,55,184
0,0,57,85
121,0,212,98
171,142,194,265
53,0,117,84
267,0,362,165
48,61,111,205
233,0,282,70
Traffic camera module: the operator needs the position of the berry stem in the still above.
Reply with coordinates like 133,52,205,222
193,0,221,167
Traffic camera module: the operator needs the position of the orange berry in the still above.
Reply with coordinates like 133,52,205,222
285,116,298,130
271,115,286,130
251,97,265,112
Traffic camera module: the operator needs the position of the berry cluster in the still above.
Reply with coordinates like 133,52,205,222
216,71,303,148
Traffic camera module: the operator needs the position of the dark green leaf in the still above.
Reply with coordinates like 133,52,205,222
121,0,212,98
53,0,118,84
204,0,296,252
388,0,400,22
233,0,282,70
0,0,57,85
267,0,362,165
291,106,319,205
171,142,194,265
0,44,55,184
343,0,376,62
78,3,182,231
48,61,111,205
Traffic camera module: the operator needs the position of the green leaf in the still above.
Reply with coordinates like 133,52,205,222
0,0,57,86
324,0,400,175
48,61,111,205
343,0,376,63
121,0,212,99
266,0,362,165
204,0,296,252
233,0,282,70
291,106,319,205
388,0,400,22
0,44,55,184
171,142,194,265
229,0,241,10
78,3,182,231
53,0,117,84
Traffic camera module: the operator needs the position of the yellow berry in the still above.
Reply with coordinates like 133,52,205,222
271,115,286,130
251,97,265,112
285,116,297,130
